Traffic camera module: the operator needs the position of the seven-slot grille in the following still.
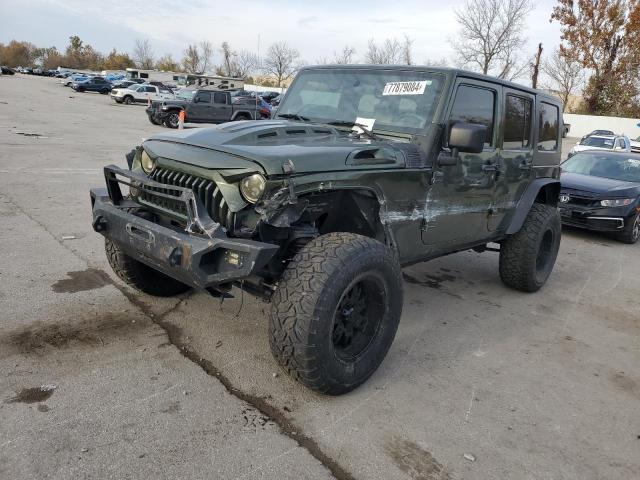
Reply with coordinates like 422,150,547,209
140,167,234,230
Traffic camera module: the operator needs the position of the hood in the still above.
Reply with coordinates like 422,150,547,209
144,120,417,175
560,172,640,197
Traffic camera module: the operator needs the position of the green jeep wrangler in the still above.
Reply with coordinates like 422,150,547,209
90,66,563,395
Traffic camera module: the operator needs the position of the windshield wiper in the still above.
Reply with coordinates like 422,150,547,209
276,113,310,121
325,121,379,141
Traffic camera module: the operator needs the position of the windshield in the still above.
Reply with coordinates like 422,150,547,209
175,89,196,100
580,136,614,148
562,153,640,182
276,68,445,134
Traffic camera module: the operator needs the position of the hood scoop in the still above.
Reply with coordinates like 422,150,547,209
226,124,336,145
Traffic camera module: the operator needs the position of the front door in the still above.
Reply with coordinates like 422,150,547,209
422,80,500,246
490,88,535,230
190,91,213,121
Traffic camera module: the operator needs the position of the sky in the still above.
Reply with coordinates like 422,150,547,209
0,0,563,69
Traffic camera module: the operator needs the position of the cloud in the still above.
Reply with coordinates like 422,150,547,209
1,0,562,71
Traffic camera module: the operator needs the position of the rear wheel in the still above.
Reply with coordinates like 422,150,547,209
616,212,640,244
269,232,403,395
499,203,561,292
105,239,190,297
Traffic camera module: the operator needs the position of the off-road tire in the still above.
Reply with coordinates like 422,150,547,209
499,203,561,292
164,112,180,128
269,232,403,395
233,113,251,121
123,95,134,105
105,238,190,297
616,211,640,244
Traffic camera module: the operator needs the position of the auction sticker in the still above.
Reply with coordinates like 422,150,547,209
383,80,431,95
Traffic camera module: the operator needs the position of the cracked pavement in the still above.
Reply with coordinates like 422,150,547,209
1,74,639,480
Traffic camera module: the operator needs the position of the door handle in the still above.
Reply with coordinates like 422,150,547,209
482,163,498,172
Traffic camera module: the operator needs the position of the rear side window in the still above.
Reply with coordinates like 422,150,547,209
538,102,559,151
449,85,495,146
503,94,532,149
213,93,227,104
195,91,211,103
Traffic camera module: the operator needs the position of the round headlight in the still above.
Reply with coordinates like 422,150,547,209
140,150,155,173
239,173,266,203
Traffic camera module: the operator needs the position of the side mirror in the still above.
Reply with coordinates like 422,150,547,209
438,122,486,166
449,122,486,153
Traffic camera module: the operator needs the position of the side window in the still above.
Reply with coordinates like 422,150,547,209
538,102,559,151
213,92,227,104
449,85,496,146
615,138,625,149
145,86,156,93
503,94,532,149
195,91,211,103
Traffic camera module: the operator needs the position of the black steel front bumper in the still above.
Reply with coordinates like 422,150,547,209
90,166,279,289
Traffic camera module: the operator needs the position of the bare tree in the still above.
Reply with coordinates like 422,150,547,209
263,41,300,87
451,0,533,79
402,35,414,65
423,57,449,67
132,39,154,70
333,45,356,64
182,44,200,73
542,48,585,110
531,43,543,88
364,38,403,64
233,50,259,78
199,41,214,73
220,41,234,76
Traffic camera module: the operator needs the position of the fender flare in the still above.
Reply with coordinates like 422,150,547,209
231,110,253,121
506,178,560,235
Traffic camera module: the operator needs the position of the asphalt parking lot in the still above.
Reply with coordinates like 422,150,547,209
1,74,639,480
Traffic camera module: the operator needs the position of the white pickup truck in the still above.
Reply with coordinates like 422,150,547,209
111,84,174,105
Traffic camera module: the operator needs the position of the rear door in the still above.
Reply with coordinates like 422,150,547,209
212,92,232,121
422,79,500,246
491,89,535,230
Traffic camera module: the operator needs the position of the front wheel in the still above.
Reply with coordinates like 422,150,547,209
499,203,561,292
123,96,134,105
164,112,180,128
617,212,640,244
269,232,403,395
105,239,190,297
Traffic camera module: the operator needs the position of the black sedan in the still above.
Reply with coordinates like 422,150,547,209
559,150,640,243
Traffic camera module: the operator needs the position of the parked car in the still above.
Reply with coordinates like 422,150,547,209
270,94,282,107
91,65,564,394
568,134,630,157
62,73,89,86
1,66,16,75
111,80,138,90
145,88,262,127
629,135,640,153
559,150,640,243
72,77,112,94
257,91,280,104
580,129,615,142
110,83,174,105
562,120,570,138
